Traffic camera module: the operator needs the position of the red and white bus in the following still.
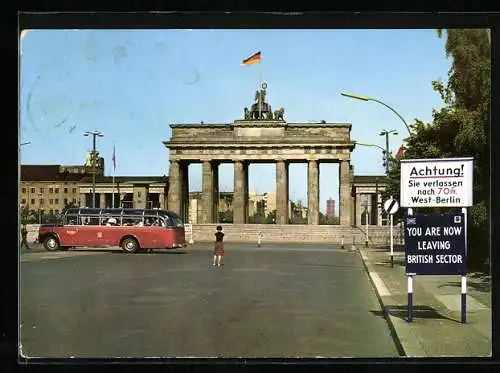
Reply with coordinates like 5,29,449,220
38,208,186,253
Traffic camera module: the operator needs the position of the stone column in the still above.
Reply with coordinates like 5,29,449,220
307,160,319,225
355,193,362,226
377,192,383,226
276,160,289,224
243,161,249,223
233,160,245,224
201,160,214,224
350,192,356,226
159,192,165,209
79,193,86,208
119,193,126,208
99,193,105,209
179,161,189,222
212,162,219,223
339,160,351,226
167,160,181,215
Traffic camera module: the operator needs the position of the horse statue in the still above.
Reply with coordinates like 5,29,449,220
274,107,285,120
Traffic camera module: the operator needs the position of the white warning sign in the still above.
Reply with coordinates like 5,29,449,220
400,158,473,208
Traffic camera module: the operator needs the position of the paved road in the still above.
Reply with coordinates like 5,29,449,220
20,243,399,358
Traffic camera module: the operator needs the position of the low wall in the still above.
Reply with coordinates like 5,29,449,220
189,224,404,246
24,224,405,246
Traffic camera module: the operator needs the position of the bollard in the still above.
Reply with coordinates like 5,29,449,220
351,236,356,252
341,235,344,250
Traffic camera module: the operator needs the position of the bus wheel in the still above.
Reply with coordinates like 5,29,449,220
43,236,60,252
122,237,139,254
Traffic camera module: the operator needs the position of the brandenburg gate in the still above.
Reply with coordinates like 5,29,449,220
164,85,356,226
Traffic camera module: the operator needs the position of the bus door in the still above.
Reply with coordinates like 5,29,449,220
59,214,81,246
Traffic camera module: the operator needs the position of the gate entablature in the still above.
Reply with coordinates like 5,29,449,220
165,121,355,162
163,84,355,226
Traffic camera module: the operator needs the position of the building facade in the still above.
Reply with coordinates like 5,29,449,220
20,165,94,215
326,198,336,218
20,164,168,217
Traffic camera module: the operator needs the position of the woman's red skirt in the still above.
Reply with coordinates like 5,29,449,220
214,242,224,255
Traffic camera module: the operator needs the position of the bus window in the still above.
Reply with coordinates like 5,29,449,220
66,215,78,225
86,216,100,225
122,216,143,226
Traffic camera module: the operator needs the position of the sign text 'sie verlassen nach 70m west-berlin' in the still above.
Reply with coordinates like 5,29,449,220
400,157,474,208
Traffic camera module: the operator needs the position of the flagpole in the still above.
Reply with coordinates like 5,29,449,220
112,142,115,208
258,51,262,119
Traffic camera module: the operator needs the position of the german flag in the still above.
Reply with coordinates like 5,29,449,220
241,51,261,65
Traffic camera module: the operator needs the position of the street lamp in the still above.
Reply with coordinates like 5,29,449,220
83,130,103,208
354,141,390,175
379,129,398,175
340,92,411,135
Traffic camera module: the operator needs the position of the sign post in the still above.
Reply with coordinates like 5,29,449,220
365,208,369,247
383,196,400,268
185,222,194,244
400,157,473,324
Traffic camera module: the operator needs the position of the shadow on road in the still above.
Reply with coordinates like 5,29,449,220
373,259,406,267
371,305,459,322
373,245,405,253
70,249,187,255
438,280,490,293
297,263,363,270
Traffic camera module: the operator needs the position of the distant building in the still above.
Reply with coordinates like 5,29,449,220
187,191,233,224
20,163,168,215
326,198,336,218
20,164,97,215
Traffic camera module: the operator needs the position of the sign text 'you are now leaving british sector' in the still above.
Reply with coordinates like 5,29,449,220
400,157,474,208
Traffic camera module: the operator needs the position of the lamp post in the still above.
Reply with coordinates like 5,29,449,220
354,141,391,175
341,92,411,136
379,129,398,175
83,131,103,208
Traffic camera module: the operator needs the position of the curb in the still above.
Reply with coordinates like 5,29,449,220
357,246,406,357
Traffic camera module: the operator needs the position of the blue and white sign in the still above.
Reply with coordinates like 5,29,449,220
405,213,466,275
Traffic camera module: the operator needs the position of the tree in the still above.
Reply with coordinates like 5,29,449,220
265,210,276,224
218,211,233,223
385,29,490,268
61,201,78,214
20,204,30,225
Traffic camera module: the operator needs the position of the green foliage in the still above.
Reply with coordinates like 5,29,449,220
319,212,339,225
289,201,306,224
218,211,233,223
20,204,30,225
386,29,490,267
265,210,276,224
61,201,78,214
248,212,266,224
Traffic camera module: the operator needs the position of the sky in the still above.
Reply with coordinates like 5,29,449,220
19,29,451,214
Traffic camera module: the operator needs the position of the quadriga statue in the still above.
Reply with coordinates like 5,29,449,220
274,107,285,120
